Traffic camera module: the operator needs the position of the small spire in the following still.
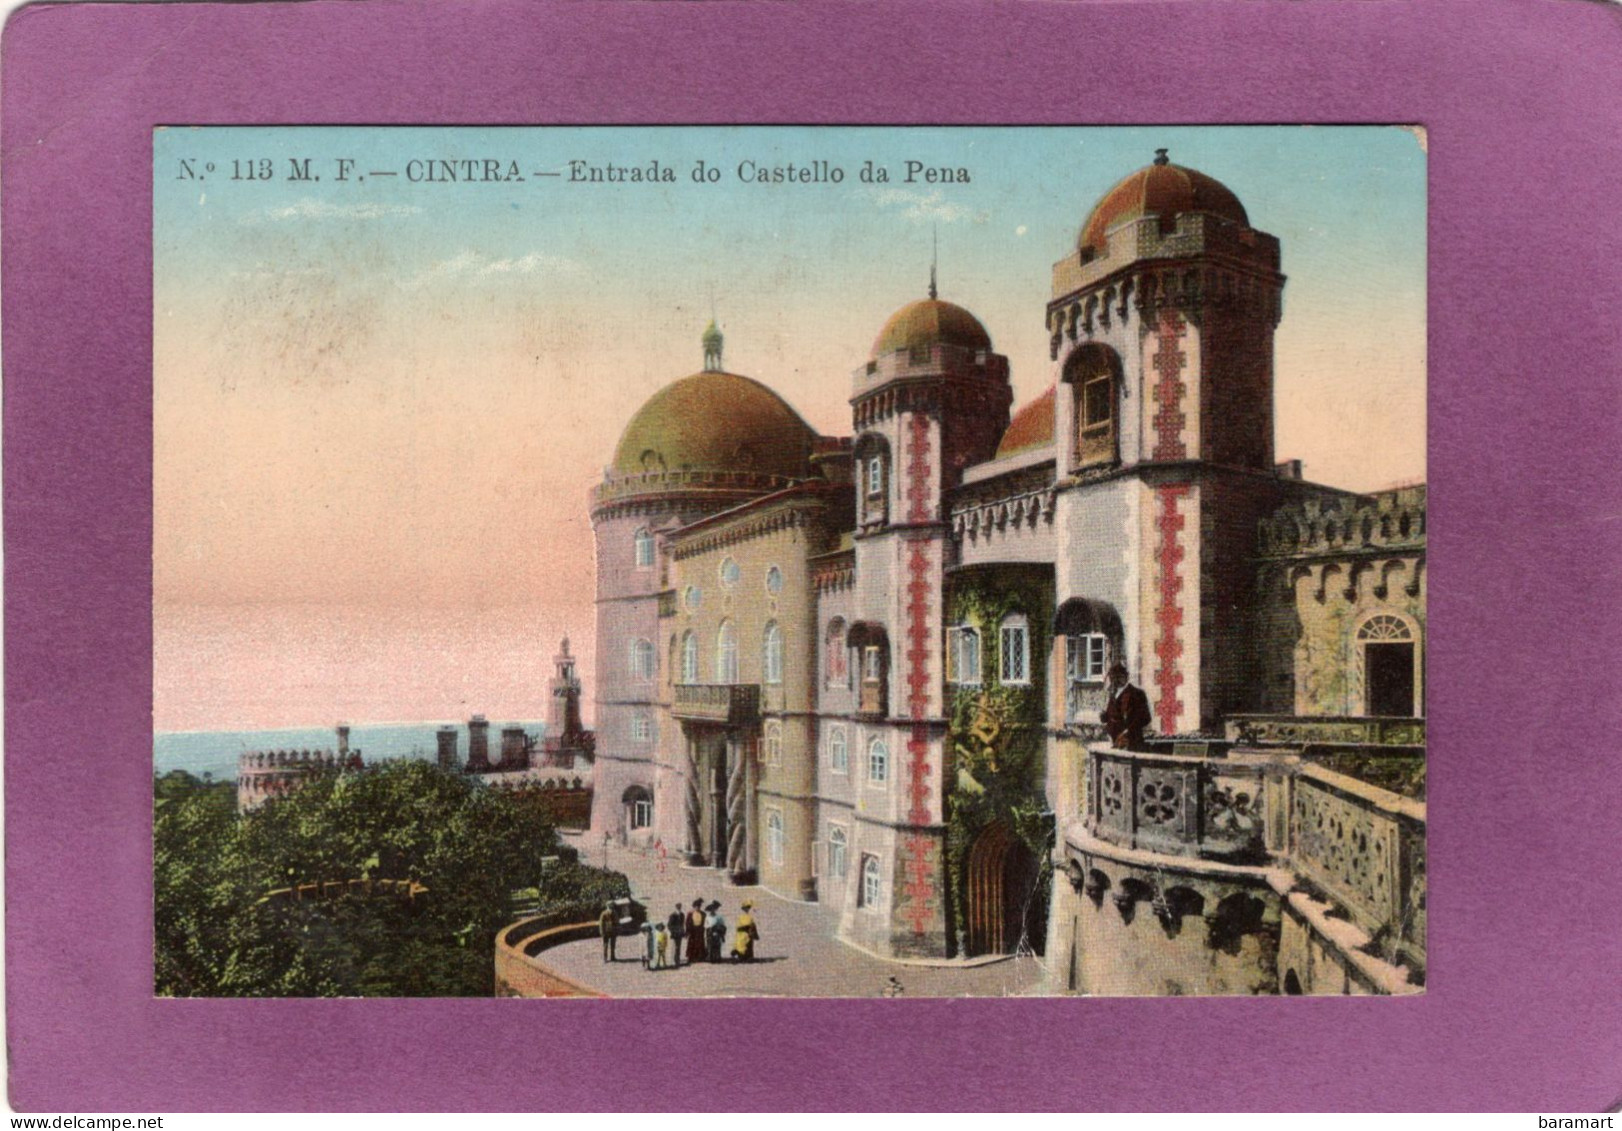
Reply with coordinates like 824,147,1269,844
928,223,938,300
1153,148,1170,166
702,318,723,371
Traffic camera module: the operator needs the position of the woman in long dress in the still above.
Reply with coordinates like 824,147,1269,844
733,901,760,962
686,899,708,963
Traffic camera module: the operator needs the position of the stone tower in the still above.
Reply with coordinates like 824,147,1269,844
548,635,584,744
1045,148,1287,730
846,285,1013,956
466,714,491,772
436,725,459,772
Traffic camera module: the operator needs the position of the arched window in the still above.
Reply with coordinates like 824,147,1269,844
719,557,741,589
766,808,784,866
629,638,656,682
828,826,848,879
999,613,1030,684
765,565,783,595
680,631,699,683
828,725,848,774
1358,613,1420,717
861,854,882,909
763,621,784,685
763,720,783,766
825,618,849,688
623,785,653,830
947,625,982,685
867,736,889,784
683,585,702,611
716,620,738,684
633,527,655,569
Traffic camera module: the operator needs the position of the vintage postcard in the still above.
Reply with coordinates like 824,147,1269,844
153,125,1426,999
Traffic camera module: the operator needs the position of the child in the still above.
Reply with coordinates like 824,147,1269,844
654,921,670,970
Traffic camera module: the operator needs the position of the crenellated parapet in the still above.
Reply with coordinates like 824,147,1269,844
590,468,802,521
236,745,362,811
1260,486,1426,560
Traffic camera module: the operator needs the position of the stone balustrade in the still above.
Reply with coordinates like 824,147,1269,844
1080,741,1426,971
1224,714,1425,747
1088,747,1274,862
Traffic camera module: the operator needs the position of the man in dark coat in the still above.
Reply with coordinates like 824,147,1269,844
666,904,686,968
1100,662,1152,750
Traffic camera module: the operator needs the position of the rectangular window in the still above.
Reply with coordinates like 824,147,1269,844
630,715,653,742
1066,633,1108,682
1083,375,1112,427
863,646,882,682
1001,623,1029,684
631,799,652,829
947,627,981,685
867,456,883,497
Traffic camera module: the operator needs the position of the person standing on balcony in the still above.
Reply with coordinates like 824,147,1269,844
1101,662,1152,750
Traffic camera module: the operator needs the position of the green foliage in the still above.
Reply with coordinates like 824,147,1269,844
154,761,621,997
941,567,1056,954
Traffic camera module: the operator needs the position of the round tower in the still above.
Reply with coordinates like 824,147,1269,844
586,325,820,845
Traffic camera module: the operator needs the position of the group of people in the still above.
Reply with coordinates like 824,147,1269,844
599,897,761,970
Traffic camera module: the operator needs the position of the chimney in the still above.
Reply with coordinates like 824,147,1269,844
467,715,491,772
1274,458,1303,481
336,724,351,756
436,726,459,772
500,726,527,771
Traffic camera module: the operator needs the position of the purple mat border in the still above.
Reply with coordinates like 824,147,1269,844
5,0,1621,1113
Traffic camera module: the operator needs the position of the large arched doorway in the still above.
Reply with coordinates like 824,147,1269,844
965,821,1045,957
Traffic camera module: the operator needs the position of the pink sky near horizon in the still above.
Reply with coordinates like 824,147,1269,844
153,126,1424,733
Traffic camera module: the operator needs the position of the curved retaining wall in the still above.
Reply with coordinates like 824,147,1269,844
493,912,607,998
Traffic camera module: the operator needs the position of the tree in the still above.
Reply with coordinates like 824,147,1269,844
155,760,624,997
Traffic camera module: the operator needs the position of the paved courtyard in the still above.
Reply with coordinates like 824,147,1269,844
553,834,1051,998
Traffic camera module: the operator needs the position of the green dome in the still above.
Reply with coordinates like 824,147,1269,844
611,370,816,480
871,299,992,359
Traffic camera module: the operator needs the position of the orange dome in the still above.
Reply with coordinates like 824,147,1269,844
1080,151,1248,258
996,384,1056,459
611,370,816,479
871,298,992,359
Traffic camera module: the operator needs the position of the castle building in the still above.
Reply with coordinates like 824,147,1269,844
586,152,1426,986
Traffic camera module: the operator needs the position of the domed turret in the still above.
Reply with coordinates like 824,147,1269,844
610,370,816,481
1078,148,1249,261
870,298,993,360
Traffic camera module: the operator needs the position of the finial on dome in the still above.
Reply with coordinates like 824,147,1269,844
929,223,939,300
1153,148,1170,166
702,319,723,371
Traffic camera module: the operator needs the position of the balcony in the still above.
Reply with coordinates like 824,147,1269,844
1080,742,1426,971
672,683,760,726
1088,746,1274,862
1224,714,1425,748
